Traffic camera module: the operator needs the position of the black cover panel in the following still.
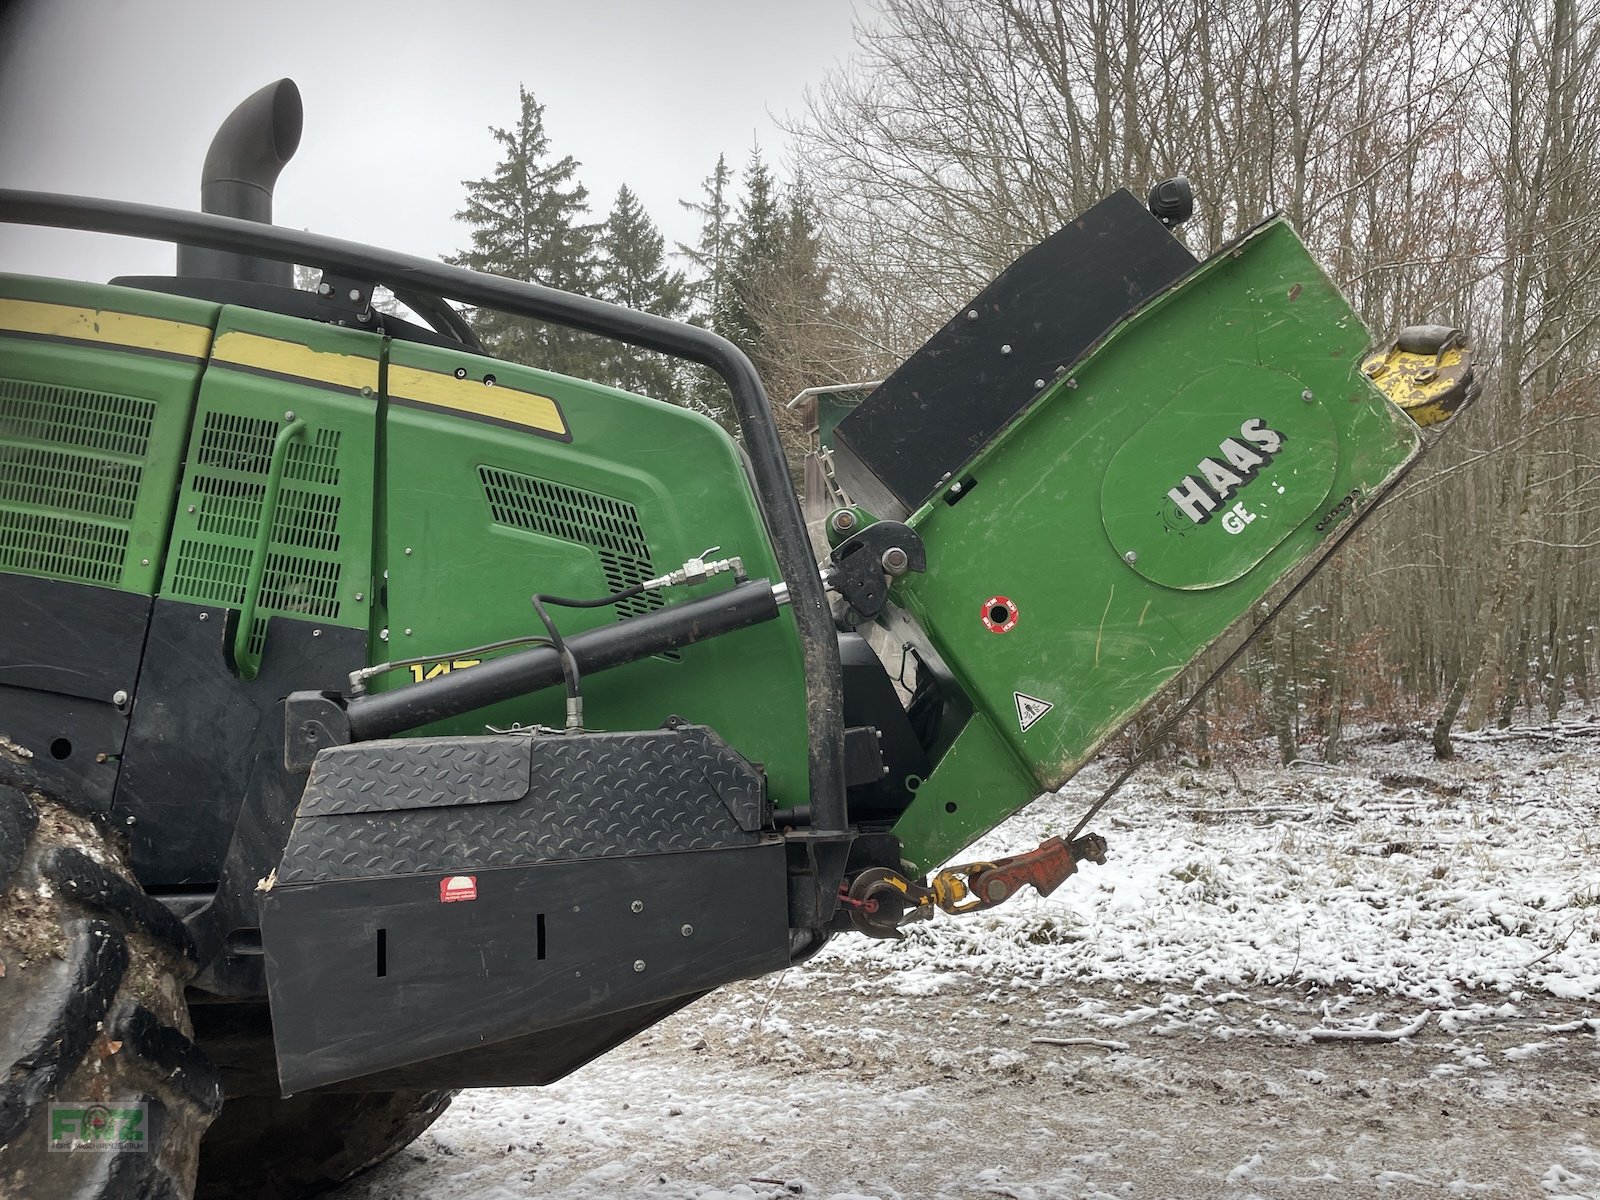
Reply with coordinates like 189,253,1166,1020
113,601,363,887
264,728,786,1092
265,844,788,1093
834,189,1198,516
0,574,150,811
277,727,768,884
839,632,929,824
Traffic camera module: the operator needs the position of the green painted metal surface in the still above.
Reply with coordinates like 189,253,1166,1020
0,274,216,593
373,338,812,807
162,307,377,676
1101,366,1338,590
890,219,1422,870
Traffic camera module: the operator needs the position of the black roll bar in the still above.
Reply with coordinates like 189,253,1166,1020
0,189,848,840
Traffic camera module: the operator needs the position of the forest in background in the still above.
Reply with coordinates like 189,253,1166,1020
410,0,1600,763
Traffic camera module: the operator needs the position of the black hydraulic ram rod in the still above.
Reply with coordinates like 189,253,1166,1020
0,189,847,841
345,580,782,743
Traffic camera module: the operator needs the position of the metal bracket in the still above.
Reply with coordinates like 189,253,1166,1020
282,690,351,773
826,521,926,621
313,271,379,327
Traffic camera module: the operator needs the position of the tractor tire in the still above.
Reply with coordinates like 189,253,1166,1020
0,774,223,1200
195,1088,454,1200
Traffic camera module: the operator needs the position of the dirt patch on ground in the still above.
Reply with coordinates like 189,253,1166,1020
345,967,1599,1199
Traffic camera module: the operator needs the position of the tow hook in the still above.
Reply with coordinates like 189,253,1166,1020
840,833,1107,939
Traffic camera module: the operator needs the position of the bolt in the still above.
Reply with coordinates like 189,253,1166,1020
631,899,644,913
361,385,373,397
198,612,209,622
112,689,128,706
348,288,362,302
830,509,856,533
284,411,295,421
681,924,694,937
1067,379,1080,389
312,629,322,637
1000,344,1013,355
1034,379,1046,389
633,959,647,973
881,546,909,575
140,558,149,566
404,628,413,636
354,592,364,602
1123,550,1138,564
950,481,963,494
985,879,1009,902
404,547,413,556
126,816,136,826
317,282,333,296
966,310,979,320
186,504,196,513
1302,389,1315,403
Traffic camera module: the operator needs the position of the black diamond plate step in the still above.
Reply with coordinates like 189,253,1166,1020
277,726,768,884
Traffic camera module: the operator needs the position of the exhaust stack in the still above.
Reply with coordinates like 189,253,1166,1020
176,78,302,285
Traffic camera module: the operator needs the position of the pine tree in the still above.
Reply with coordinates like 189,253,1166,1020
676,155,739,424
725,145,783,352
596,185,689,401
677,154,737,334
445,85,601,378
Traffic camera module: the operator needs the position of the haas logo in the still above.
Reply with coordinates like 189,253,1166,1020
1167,419,1284,528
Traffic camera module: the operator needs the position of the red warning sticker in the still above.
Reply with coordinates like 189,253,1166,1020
981,595,1019,634
439,874,477,903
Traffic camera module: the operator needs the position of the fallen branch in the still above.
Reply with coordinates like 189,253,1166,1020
1031,1036,1129,1051
1305,1012,1430,1042
1455,722,1600,744
1183,806,1315,820
1520,941,1571,971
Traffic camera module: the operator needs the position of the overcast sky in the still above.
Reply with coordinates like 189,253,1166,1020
0,0,862,284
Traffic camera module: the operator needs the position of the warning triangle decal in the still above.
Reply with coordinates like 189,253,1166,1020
1014,692,1054,733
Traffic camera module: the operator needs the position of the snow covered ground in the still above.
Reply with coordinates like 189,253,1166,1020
338,725,1600,1200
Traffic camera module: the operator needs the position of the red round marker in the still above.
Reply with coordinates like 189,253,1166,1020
981,595,1018,634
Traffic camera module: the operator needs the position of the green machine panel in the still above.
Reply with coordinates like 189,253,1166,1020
161,308,377,675
375,339,812,807
891,219,1423,868
1101,364,1339,590
0,274,217,594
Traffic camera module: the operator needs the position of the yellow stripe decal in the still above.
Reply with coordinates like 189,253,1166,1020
388,363,568,438
0,298,212,358
212,330,379,391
